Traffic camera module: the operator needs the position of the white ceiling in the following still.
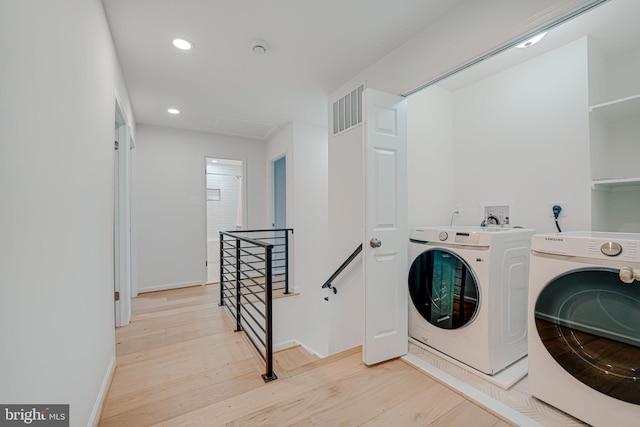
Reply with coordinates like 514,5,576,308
102,0,466,139
102,0,640,140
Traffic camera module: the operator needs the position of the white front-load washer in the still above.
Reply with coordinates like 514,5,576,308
528,231,640,427
409,226,535,375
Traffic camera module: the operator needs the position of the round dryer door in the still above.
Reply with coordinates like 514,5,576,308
408,249,479,330
534,268,640,405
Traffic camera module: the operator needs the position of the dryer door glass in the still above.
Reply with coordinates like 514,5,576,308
408,249,479,329
534,268,640,405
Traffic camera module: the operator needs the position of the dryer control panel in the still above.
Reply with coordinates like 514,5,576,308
531,231,640,263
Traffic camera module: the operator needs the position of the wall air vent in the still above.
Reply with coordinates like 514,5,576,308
332,84,364,135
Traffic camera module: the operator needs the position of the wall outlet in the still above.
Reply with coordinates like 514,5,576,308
548,202,567,218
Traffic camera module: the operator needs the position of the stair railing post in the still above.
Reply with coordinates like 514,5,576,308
262,245,277,382
219,232,224,306
235,238,242,332
284,230,290,294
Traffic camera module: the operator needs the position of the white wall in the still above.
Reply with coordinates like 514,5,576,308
267,122,330,357
451,38,591,232
407,85,455,227
327,125,365,355
135,125,266,293
605,45,640,101
0,0,134,425
265,124,293,230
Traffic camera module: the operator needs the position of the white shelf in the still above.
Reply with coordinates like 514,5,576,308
589,93,640,120
591,177,640,191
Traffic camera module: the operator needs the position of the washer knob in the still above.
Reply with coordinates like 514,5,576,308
438,232,448,241
620,266,640,284
601,241,622,257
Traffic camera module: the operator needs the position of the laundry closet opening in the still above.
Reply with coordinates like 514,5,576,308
406,0,640,234
205,157,244,284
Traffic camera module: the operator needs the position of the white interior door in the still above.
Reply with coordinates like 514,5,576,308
363,89,408,365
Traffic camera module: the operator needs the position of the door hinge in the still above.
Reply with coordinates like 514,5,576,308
114,140,119,150
114,291,120,301
206,260,208,267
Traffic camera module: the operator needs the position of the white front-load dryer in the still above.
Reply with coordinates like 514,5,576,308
528,231,640,427
409,226,535,375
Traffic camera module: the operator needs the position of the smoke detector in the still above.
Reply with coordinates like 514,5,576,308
250,39,269,55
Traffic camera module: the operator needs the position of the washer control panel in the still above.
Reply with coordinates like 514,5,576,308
409,227,532,247
454,232,481,245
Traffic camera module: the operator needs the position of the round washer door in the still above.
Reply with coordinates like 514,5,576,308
534,268,640,405
408,248,479,330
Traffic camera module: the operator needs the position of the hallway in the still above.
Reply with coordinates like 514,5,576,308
99,285,512,426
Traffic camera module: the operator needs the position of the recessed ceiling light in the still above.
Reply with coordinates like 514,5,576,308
172,38,193,50
515,32,547,49
167,108,180,115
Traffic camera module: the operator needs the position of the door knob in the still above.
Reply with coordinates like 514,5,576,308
369,238,382,248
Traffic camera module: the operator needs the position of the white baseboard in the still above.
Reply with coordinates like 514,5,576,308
88,355,116,427
137,280,203,294
274,339,325,359
273,339,298,353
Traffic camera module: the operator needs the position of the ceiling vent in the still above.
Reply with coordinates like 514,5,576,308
333,84,364,135
213,116,278,140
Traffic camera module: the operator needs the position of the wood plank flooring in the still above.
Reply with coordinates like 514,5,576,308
99,284,514,426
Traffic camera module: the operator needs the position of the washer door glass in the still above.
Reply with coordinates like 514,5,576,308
535,268,640,405
408,249,479,329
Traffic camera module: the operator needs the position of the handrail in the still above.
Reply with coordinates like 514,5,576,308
220,228,293,294
322,243,363,299
218,228,293,383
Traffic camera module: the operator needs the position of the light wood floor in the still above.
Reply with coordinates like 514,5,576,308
99,284,514,426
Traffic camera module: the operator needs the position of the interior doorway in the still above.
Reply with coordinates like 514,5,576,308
205,157,244,284
273,156,286,229
272,155,287,275
114,99,134,327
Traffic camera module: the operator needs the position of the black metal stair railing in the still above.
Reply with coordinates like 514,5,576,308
218,228,293,382
321,243,363,300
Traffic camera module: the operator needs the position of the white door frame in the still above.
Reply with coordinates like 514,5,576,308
114,97,133,327
129,134,137,298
